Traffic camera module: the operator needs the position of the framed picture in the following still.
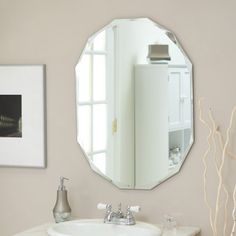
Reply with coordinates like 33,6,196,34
0,65,46,168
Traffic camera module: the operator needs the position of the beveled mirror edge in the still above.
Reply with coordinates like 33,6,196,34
75,17,195,190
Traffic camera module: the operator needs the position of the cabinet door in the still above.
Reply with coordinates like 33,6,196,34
168,67,191,131
168,68,181,130
181,69,191,127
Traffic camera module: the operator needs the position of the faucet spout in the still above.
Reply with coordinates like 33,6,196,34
107,212,117,222
97,203,140,226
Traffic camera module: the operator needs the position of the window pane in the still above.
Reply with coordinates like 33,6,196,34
78,105,91,153
93,31,106,51
93,104,107,151
93,55,106,101
93,153,106,174
76,54,91,102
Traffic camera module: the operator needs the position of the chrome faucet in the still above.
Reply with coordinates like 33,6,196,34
97,203,141,225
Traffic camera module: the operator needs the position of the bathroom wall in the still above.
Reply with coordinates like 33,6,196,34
0,0,236,235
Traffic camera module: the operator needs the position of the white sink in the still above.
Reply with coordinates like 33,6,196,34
47,219,162,236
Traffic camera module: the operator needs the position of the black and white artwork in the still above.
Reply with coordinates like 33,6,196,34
0,95,22,137
0,65,46,167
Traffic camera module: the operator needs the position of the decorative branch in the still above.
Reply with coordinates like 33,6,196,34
223,185,230,236
209,108,230,236
216,130,236,160
198,99,216,235
230,184,236,236
199,98,236,236
214,107,236,236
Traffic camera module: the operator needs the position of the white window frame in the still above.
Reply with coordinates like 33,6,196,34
77,29,115,175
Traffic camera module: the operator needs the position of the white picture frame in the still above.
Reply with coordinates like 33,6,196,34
0,65,46,168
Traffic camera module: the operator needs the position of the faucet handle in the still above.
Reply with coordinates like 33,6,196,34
129,206,141,213
97,203,108,210
97,203,112,211
125,206,140,225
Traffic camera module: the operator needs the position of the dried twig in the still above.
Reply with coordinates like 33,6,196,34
214,107,236,236
231,185,236,236
209,109,229,236
198,99,216,235
199,98,236,236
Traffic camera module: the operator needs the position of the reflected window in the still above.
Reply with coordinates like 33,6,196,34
76,30,114,174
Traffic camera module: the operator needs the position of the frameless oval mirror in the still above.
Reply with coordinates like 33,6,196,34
75,18,193,189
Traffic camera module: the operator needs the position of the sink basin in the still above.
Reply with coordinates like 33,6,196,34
47,219,162,236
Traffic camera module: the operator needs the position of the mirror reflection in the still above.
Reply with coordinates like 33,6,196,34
75,18,193,189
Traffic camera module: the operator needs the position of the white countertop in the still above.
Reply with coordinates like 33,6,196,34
13,221,200,236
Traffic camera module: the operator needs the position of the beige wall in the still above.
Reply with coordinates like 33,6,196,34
0,0,236,235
